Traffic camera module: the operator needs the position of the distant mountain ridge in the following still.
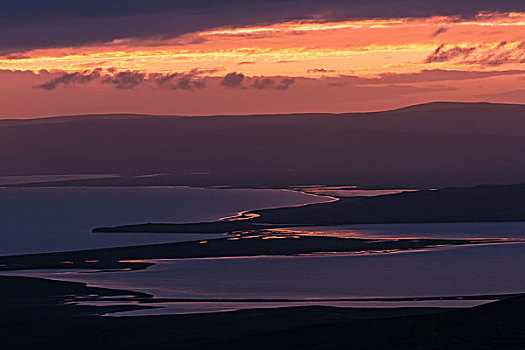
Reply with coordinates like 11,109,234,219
2,102,525,188
2,101,523,119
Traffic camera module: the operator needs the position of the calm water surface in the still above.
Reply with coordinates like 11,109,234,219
2,186,524,315
7,240,524,315
271,222,525,240
0,186,330,255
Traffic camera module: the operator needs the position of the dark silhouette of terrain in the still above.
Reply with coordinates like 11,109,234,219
0,236,497,271
94,182,525,233
1,276,524,350
2,102,525,188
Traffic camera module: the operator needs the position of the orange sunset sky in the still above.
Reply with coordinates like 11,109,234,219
1,8,524,118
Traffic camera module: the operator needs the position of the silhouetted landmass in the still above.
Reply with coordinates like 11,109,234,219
1,275,524,349
0,236,504,272
3,102,525,188
94,182,525,233
0,275,154,319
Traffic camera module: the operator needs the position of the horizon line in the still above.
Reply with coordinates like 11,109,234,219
2,100,525,122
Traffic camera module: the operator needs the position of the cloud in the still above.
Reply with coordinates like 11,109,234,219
250,77,295,90
34,67,219,91
33,68,216,91
369,69,525,84
0,1,523,54
424,41,525,67
150,69,213,90
251,78,275,90
274,78,295,90
77,61,108,68
425,44,476,63
431,27,448,37
3,53,31,60
33,69,102,90
175,77,206,90
332,69,525,87
3,1,522,23
307,68,336,73
30,68,298,92
102,71,146,89
467,41,525,66
221,72,245,88
26,67,525,95
152,73,206,90
188,37,208,45
425,42,525,66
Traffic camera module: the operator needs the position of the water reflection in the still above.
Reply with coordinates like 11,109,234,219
290,185,416,198
267,222,525,240
0,186,330,255
5,242,524,315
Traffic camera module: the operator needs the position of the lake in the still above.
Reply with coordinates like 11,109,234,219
7,241,525,315
0,186,331,255
1,186,524,315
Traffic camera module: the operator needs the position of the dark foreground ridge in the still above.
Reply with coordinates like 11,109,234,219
94,182,525,234
1,275,524,350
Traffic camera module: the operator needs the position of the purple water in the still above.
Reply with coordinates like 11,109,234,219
0,186,330,255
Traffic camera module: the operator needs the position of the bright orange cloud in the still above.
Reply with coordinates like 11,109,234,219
1,12,523,77
0,12,523,117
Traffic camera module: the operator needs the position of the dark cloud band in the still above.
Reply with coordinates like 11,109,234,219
425,42,525,66
1,1,523,54
30,68,524,92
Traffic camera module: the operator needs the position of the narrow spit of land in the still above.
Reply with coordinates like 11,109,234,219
0,236,516,272
93,182,525,234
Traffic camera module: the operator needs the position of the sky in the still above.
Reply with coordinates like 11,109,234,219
1,1,524,118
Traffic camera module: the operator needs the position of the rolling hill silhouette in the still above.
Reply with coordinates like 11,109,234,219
2,102,525,188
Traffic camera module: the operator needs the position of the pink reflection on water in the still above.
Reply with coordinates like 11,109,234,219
219,211,261,221
291,185,416,198
263,225,525,241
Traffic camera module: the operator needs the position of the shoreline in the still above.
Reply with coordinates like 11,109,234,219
1,236,521,272
93,182,525,234
2,274,524,349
